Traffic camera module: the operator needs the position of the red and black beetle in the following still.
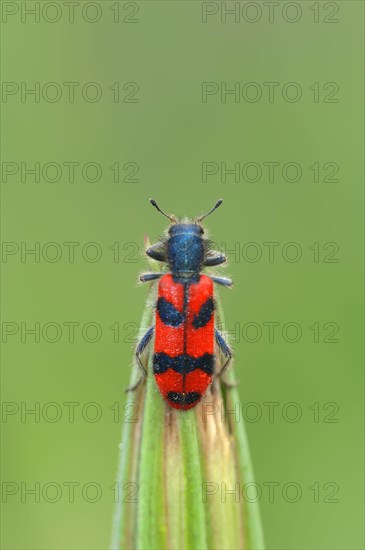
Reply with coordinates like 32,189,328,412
132,199,233,410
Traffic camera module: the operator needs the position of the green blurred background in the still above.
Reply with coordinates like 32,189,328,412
1,1,364,548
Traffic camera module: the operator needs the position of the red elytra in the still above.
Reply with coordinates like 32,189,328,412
153,274,214,410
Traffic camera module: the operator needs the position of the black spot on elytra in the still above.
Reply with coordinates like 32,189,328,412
166,391,201,406
153,353,213,375
157,297,184,327
192,297,214,329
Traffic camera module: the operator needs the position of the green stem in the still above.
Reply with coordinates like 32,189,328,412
112,263,265,550
215,290,265,550
136,362,167,549
179,412,208,550
111,288,154,550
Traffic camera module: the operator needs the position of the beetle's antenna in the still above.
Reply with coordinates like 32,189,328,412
196,199,223,222
150,199,177,223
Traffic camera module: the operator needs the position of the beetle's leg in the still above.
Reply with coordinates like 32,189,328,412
139,272,164,283
211,276,233,288
215,327,234,379
146,243,167,262
125,326,154,392
125,375,144,392
135,326,154,375
204,252,226,267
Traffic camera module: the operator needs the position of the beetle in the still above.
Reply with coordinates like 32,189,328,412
130,198,233,410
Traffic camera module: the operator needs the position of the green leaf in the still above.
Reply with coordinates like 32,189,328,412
112,257,265,550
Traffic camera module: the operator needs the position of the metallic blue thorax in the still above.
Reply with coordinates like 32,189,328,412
167,224,204,275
